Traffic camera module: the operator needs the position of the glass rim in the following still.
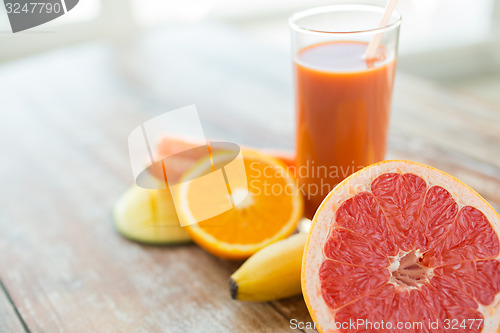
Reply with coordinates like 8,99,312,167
289,4,402,36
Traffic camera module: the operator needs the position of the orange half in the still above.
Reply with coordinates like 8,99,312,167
176,149,303,260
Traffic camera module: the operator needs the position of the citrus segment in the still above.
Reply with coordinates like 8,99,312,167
323,228,389,268
302,160,500,333
371,172,427,252
336,192,398,256
319,260,390,309
416,186,458,253
435,260,500,305
423,206,499,267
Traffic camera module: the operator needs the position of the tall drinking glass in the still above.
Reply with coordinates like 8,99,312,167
290,4,401,218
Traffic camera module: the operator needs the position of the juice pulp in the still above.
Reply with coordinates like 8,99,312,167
295,41,396,218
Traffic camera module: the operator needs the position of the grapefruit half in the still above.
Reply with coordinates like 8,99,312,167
302,160,500,333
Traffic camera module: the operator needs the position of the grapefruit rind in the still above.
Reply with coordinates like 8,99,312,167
302,160,500,333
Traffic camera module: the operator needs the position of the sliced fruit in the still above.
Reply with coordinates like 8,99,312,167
230,230,308,302
302,160,500,333
177,149,303,260
153,135,210,184
154,135,296,182
113,185,191,244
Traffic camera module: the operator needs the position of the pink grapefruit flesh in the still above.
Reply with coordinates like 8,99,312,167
302,160,500,333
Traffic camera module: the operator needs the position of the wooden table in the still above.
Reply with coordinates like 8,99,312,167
1,23,499,333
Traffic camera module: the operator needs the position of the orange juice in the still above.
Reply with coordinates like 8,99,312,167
295,41,396,217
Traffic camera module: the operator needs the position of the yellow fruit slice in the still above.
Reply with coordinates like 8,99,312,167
230,231,308,301
177,149,303,259
113,186,191,244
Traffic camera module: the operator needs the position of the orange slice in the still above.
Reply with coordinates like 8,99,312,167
154,135,296,182
176,149,303,260
302,160,500,333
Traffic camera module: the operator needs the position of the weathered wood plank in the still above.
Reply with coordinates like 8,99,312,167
0,281,27,333
272,297,317,333
391,74,500,171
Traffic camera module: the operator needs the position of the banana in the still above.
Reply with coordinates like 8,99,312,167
113,185,191,245
229,230,308,302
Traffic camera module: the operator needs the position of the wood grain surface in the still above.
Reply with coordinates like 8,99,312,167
0,281,26,333
0,23,499,333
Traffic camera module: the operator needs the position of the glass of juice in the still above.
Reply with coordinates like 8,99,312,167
289,4,401,218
